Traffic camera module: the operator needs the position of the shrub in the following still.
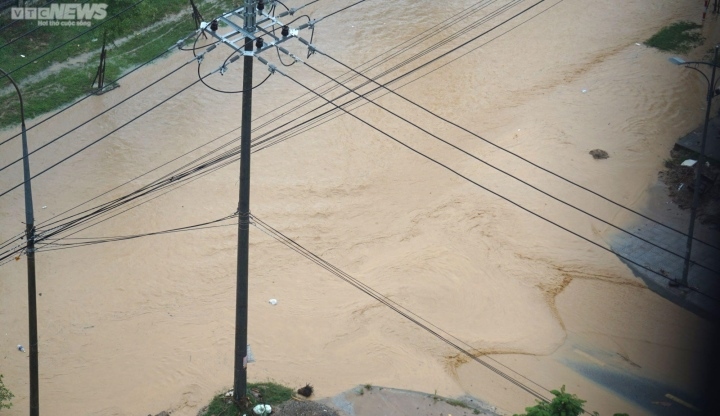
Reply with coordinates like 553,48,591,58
0,374,14,410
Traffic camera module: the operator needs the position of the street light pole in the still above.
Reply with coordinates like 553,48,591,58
669,44,720,288
0,68,39,416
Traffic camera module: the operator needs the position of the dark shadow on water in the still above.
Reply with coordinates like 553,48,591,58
564,360,705,416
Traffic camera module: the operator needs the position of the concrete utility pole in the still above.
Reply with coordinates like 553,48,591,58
203,0,313,404
0,68,39,416
234,0,256,404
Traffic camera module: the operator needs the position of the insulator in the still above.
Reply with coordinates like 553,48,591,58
210,19,218,31
281,25,289,37
255,37,264,50
257,0,265,11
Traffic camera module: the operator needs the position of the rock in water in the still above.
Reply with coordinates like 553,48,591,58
589,149,609,160
297,383,314,398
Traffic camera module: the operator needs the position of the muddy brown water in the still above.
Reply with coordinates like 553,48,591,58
1,0,718,415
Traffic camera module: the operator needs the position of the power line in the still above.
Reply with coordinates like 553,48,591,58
0,0,504,154
312,0,368,24
0,117,243,254
0,0,57,33
246,0,529,154
295,50,720,276
0,0,506,215
0,0,91,51
38,213,237,251
0,52,200,175
2,0,490,247
257,0,718,255
0,51,225,199
250,214,554,405
248,0,504,134
258,61,720,301
0,27,200,150
3,0,148,79
0,0,630,260
0,0,612,270
0,0,572,257
249,0,534,152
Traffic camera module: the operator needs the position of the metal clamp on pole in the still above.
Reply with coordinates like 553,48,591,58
297,36,319,56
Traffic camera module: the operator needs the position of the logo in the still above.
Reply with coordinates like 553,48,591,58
11,2,108,27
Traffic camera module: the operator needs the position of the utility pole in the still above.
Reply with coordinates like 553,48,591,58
234,0,256,405
202,0,314,405
668,45,720,288
0,68,39,416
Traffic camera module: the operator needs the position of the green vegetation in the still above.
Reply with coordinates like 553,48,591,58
0,374,14,410
645,21,704,53
200,382,294,416
514,386,628,416
0,0,238,127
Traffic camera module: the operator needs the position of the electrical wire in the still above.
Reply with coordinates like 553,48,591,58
0,53,201,177
0,0,516,252
7,0,688,288
249,0,526,152
0,0,90,51
10,0,494,216
255,0,720,253
0,73,207,200
38,214,237,252
312,0,367,24
0,0,58,33
1,0,480,158
248,0,517,152
3,0,148,79
1,0,562,254
250,214,555,405
294,51,720,276
0,28,200,150
260,62,720,300
197,48,273,93
250,0,502,131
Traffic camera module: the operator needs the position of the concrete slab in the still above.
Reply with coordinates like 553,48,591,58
676,117,720,163
317,386,501,416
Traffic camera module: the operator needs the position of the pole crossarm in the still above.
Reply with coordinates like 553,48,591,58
205,3,310,58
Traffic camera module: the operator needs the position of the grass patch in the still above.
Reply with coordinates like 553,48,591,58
645,21,704,53
200,382,294,416
0,0,239,128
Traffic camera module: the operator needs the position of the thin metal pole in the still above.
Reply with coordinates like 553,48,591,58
233,0,256,405
681,45,719,287
0,68,39,416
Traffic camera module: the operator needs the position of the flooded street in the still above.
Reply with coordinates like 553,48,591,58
1,0,718,415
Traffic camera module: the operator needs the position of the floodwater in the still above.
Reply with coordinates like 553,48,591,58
0,0,718,415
